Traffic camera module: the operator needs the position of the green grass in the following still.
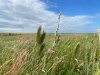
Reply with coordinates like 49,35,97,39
0,31,100,75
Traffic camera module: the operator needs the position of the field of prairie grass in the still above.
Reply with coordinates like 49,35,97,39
0,29,100,75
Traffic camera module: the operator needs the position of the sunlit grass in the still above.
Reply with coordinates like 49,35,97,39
0,31,100,75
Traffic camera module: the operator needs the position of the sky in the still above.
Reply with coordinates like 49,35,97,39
0,0,100,33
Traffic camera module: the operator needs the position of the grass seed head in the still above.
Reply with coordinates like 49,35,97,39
9,51,27,75
47,48,54,55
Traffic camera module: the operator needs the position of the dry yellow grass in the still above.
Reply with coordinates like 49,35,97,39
9,51,27,75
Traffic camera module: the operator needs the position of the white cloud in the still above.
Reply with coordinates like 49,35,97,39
0,0,95,33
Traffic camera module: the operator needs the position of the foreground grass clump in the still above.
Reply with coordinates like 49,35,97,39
0,28,100,75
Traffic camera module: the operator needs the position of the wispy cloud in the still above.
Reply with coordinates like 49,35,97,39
0,0,95,33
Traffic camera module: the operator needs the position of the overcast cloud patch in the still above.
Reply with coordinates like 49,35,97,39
0,0,95,33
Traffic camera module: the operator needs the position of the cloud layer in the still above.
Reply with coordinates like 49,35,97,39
0,0,95,33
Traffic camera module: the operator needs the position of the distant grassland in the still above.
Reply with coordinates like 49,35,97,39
0,32,100,75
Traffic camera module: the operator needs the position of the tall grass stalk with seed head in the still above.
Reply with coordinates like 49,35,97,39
98,27,100,42
53,13,61,48
8,51,27,75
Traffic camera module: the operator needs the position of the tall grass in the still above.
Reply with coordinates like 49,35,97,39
98,27,100,42
0,32,100,75
0,18,100,75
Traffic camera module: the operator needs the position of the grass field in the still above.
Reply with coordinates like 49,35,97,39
0,28,100,75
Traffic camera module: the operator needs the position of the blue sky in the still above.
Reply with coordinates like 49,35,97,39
0,0,100,33
44,0,100,15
